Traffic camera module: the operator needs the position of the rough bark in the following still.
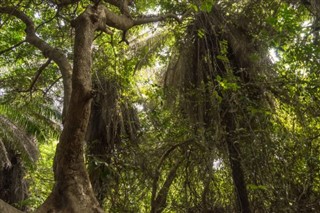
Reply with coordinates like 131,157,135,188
0,199,23,213
35,6,103,213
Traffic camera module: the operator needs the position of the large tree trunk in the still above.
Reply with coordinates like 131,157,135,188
35,6,104,213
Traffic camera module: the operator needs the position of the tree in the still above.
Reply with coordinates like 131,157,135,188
0,0,185,212
2,0,320,212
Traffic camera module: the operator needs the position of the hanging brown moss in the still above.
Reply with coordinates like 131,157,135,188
86,74,140,204
164,4,276,212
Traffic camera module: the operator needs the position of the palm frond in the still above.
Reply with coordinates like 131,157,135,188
0,115,39,168
0,138,11,168
0,103,61,139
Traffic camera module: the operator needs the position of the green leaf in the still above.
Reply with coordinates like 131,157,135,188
188,3,199,12
200,0,215,12
216,55,229,62
197,28,205,38
248,184,268,191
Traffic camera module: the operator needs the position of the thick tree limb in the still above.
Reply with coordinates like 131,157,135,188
0,7,72,121
0,199,23,213
101,6,184,31
105,0,132,17
50,0,132,17
49,0,80,7
134,13,183,26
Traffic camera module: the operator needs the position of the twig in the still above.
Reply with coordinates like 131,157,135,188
44,75,62,96
0,40,26,55
35,8,60,32
19,59,52,93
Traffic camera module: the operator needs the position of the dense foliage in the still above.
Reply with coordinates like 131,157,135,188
1,0,320,212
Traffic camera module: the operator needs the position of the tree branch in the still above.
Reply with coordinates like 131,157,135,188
152,159,183,213
105,0,133,17
151,140,192,208
134,13,183,26
0,6,72,121
44,76,63,96
0,40,26,55
18,59,52,93
49,0,80,7
100,5,185,31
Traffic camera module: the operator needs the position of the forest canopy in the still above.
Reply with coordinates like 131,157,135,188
1,0,320,212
